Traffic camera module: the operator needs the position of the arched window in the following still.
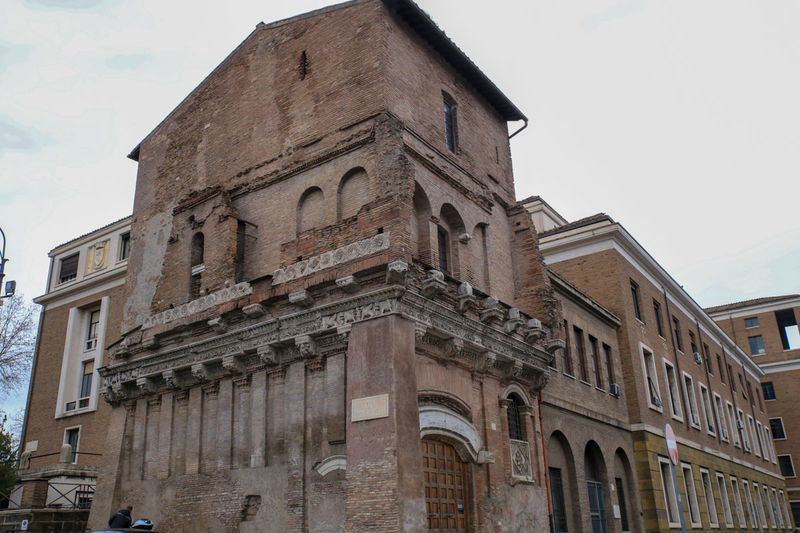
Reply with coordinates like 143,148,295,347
190,232,204,298
507,394,525,441
297,187,324,234
337,168,368,221
439,203,465,277
411,182,432,263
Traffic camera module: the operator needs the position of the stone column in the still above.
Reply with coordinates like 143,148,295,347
216,378,233,470
344,314,426,533
157,392,173,478
285,360,306,532
185,385,203,475
250,371,267,467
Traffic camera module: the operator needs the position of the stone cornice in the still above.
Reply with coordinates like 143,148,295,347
100,283,552,403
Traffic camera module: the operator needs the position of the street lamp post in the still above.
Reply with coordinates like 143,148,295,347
0,226,16,301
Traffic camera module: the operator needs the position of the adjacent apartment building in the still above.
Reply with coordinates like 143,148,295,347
524,196,794,532
708,294,800,526
13,217,131,512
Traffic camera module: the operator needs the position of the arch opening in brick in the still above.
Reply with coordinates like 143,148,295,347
584,440,611,532
438,203,465,277
337,167,368,221
613,448,635,532
471,222,489,292
190,232,204,298
411,182,432,264
548,430,579,533
297,186,325,235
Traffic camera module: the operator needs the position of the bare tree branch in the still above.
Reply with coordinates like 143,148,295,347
0,295,37,399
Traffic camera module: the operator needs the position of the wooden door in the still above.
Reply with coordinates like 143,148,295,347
423,439,471,532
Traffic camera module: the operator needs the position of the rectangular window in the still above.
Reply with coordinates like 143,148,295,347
772,488,784,528
765,426,776,462
730,476,745,528
742,480,757,529
717,354,725,383
236,220,246,283
762,381,776,400
737,408,750,451
672,316,683,351
702,343,712,373
681,463,702,527
653,299,664,337
119,232,130,261
764,486,777,528
747,416,758,454
714,393,728,441
700,468,719,527
642,346,662,410
689,330,698,355
443,93,458,152
65,427,80,463
682,372,701,428
589,335,601,388
727,364,736,392
792,501,800,528
746,381,754,407
85,309,100,351
562,320,573,376
754,483,768,528
549,467,568,533
716,472,733,527
663,360,682,419
603,343,614,388
631,281,642,321
755,420,765,458
778,455,796,477
574,326,588,382
659,457,681,527
58,253,79,284
726,401,740,447
79,360,93,402
699,384,716,436
770,417,786,440
745,316,759,328
615,477,630,532
748,335,765,355
738,374,747,399
437,226,450,274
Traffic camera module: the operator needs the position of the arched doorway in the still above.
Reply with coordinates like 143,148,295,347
422,438,472,532
585,441,609,533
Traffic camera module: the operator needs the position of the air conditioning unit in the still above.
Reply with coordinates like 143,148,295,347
610,383,620,397
693,351,702,365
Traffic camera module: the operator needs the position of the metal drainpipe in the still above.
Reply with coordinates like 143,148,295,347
662,287,690,430
694,318,722,445
538,389,555,533
508,119,528,140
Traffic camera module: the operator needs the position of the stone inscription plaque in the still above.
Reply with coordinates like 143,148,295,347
351,393,389,422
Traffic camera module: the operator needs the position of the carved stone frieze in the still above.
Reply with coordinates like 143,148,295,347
271,232,390,285
99,285,552,401
136,376,154,394
208,317,228,334
142,282,253,330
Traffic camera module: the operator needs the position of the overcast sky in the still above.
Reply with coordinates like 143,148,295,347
1,0,799,413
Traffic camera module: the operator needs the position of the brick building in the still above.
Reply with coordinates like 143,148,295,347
524,196,794,532
74,1,564,531
707,294,800,525
12,217,131,514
